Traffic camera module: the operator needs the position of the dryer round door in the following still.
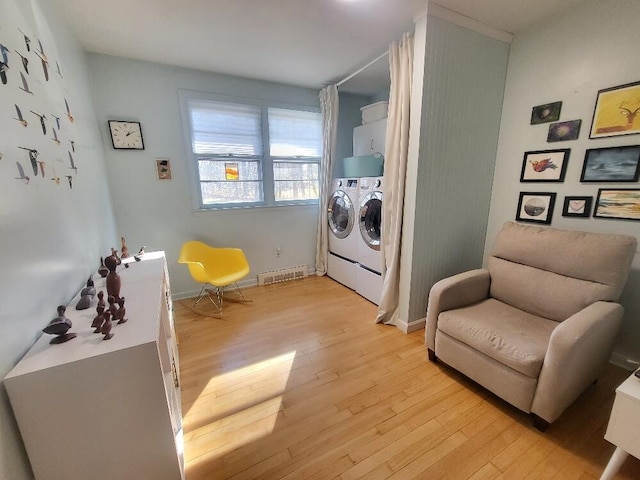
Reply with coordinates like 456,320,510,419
328,190,355,239
359,191,382,250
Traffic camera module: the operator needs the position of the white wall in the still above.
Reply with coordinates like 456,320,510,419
486,0,640,367
87,54,327,298
0,1,117,478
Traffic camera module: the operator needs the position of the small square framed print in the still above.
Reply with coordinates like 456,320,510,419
547,120,581,142
516,192,556,224
530,101,562,125
562,196,592,218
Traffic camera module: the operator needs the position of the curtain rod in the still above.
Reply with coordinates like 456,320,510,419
336,50,389,87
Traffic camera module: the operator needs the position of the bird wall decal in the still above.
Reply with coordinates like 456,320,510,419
0,62,8,85
18,29,31,52
30,110,47,135
65,175,73,189
51,114,61,130
37,160,46,177
0,44,9,65
68,151,77,174
64,98,74,123
51,167,60,185
55,61,63,79
69,140,75,152
14,50,28,74
13,104,27,127
35,50,48,81
19,72,33,94
18,147,39,175
52,128,60,145
15,162,30,184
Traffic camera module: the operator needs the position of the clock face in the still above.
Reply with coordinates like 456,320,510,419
108,120,145,150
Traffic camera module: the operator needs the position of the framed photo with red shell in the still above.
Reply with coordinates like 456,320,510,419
520,149,570,182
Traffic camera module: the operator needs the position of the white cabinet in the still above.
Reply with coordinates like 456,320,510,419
353,118,387,157
601,372,640,479
4,252,183,480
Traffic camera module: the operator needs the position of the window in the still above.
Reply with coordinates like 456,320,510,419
184,95,322,208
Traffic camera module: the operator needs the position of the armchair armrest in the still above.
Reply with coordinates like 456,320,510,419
425,269,491,351
531,301,624,423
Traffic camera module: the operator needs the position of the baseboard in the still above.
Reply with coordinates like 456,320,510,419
396,317,426,334
172,266,316,301
610,351,640,371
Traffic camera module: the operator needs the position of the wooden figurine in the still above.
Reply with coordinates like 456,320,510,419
114,297,127,324
80,276,96,297
97,290,105,310
101,311,114,340
75,294,91,310
98,257,109,278
105,255,121,301
42,305,76,344
120,237,129,258
91,306,105,333
108,295,118,319
111,248,121,266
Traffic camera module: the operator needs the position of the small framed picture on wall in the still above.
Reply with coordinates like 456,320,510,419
516,192,557,224
520,149,570,182
562,196,593,218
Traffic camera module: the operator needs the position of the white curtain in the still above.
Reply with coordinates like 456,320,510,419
376,32,414,325
315,85,339,276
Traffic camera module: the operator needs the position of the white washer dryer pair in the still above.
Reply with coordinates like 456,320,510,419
327,178,359,290
355,176,383,305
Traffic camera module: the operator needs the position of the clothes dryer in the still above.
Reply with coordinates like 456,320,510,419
356,176,383,304
327,178,359,289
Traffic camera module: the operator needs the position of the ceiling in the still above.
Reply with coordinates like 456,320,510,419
49,0,584,96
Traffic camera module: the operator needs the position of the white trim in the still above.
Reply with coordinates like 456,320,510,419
610,351,640,371
395,317,426,334
418,2,514,44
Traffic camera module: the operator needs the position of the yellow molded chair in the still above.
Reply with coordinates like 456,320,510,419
178,241,250,313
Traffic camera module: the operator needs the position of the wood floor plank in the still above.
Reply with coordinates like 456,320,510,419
176,276,640,480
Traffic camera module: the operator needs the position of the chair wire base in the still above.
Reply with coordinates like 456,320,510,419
192,282,250,314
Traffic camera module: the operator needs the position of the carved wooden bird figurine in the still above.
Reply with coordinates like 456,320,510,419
15,162,30,184
13,105,27,127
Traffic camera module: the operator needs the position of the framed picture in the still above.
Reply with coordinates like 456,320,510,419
521,149,570,182
562,196,593,218
530,101,562,125
590,80,640,139
155,158,172,180
594,189,640,221
516,192,557,224
547,120,581,142
580,145,640,182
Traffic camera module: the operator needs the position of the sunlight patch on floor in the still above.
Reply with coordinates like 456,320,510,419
184,351,297,468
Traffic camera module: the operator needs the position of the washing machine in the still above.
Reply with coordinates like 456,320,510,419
327,178,359,290
356,176,383,304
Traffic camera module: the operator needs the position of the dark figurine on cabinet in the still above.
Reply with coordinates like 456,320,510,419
104,255,121,301
97,290,105,310
43,305,76,344
81,276,96,297
101,311,114,340
120,237,129,258
111,248,121,266
114,297,127,324
98,257,109,278
92,306,105,333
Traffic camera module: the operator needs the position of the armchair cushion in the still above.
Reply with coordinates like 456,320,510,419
438,298,557,378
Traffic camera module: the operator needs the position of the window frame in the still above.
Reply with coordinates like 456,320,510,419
179,90,322,210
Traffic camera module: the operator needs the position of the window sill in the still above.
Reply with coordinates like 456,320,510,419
192,201,319,214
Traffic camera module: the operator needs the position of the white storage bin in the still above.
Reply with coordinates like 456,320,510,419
361,101,388,124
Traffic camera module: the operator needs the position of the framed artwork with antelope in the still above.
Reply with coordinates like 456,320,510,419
590,80,640,138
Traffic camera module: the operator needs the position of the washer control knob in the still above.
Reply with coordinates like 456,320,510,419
337,180,343,187
374,179,382,188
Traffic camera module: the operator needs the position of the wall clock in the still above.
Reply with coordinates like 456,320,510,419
108,120,145,150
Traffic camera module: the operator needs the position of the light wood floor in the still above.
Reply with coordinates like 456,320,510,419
175,275,640,479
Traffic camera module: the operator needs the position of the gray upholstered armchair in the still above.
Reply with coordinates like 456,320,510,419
426,222,636,430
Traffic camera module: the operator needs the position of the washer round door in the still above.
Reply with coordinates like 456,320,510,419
328,190,355,239
359,191,382,250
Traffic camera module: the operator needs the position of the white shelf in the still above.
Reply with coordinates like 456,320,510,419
4,252,184,480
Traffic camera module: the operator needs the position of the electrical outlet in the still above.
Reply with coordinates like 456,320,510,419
275,247,282,257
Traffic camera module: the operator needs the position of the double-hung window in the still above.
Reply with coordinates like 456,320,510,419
184,94,322,208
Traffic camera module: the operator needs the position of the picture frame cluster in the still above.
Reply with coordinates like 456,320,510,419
517,80,640,224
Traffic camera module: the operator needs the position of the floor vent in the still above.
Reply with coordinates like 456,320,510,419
257,265,308,286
